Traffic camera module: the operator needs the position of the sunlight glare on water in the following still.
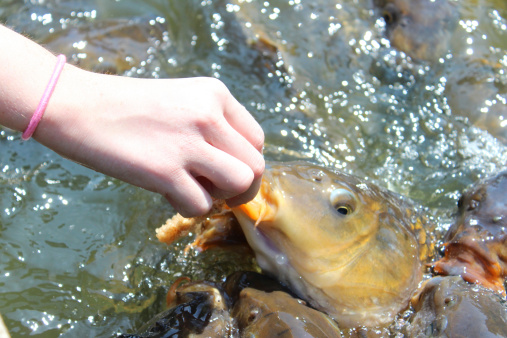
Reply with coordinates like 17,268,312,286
0,0,506,336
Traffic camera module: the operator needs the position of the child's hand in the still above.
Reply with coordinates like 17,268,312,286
38,72,265,217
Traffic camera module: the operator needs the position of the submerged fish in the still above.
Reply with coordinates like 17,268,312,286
119,271,342,338
226,271,343,338
231,161,434,328
42,18,166,74
433,170,507,295
375,0,459,60
231,0,458,64
118,279,234,338
233,288,342,338
408,276,507,337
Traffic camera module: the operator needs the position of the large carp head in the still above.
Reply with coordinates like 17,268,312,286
231,162,430,328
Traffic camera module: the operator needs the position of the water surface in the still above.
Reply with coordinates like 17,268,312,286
0,0,506,336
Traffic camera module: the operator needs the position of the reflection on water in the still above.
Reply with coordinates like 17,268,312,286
0,0,506,336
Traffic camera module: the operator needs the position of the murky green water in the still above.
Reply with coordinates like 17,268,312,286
0,0,506,336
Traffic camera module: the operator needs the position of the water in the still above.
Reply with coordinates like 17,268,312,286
0,0,506,336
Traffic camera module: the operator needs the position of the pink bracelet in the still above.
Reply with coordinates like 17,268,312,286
22,54,66,140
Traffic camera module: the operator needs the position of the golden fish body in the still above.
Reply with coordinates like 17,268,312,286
232,161,433,328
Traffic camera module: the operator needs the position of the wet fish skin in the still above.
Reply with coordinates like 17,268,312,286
375,0,459,61
233,287,342,338
223,270,298,304
232,161,434,328
408,276,507,337
433,170,507,294
118,280,235,338
119,271,343,338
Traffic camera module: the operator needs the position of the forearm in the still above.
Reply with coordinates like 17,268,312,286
0,24,66,132
0,24,126,156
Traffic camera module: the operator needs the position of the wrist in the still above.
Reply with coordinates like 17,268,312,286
22,54,67,140
32,64,136,164
32,64,97,150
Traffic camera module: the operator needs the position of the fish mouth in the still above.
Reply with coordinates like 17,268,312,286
231,174,286,262
234,175,278,226
243,219,285,259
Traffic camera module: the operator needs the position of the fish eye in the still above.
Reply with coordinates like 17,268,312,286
457,196,464,209
468,199,479,211
467,193,482,211
382,4,399,25
336,205,352,215
443,295,457,308
247,309,259,323
330,189,356,216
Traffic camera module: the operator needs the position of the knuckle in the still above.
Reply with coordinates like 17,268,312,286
195,113,224,134
201,77,229,98
208,77,228,93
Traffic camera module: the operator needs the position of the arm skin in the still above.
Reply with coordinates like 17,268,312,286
0,24,265,217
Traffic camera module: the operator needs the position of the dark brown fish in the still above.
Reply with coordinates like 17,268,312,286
119,271,343,338
42,18,165,74
118,279,234,338
445,58,507,144
375,0,459,60
408,276,507,337
433,171,507,295
233,288,342,338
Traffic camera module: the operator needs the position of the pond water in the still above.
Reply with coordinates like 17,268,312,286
0,0,506,336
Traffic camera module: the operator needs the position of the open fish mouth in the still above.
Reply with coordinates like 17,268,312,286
242,219,288,265
232,174,290,266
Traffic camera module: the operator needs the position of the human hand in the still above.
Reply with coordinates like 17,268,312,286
36,69,265,217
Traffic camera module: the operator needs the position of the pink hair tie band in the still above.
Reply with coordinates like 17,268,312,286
22,54,66,140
